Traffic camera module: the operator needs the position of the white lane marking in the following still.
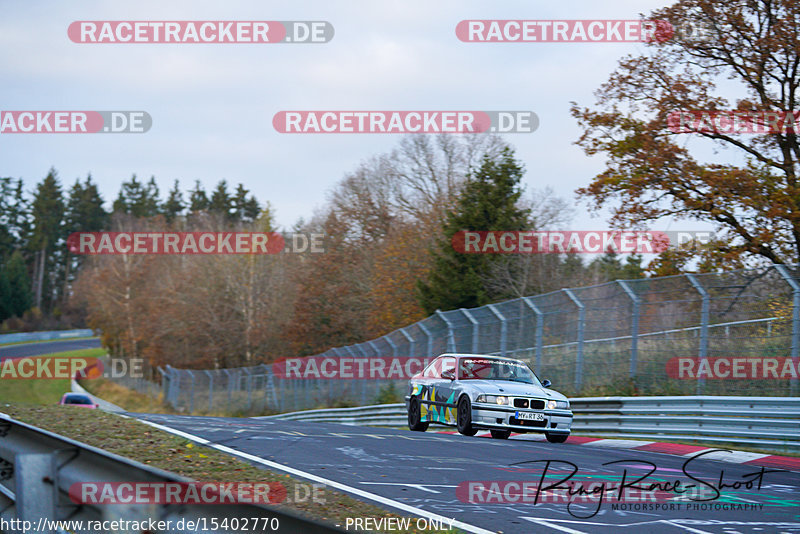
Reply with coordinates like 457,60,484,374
681,449,770,464
136,418,500,534
523,518,588,533
583,439,655,448
360,482,457,494
661,520,715,534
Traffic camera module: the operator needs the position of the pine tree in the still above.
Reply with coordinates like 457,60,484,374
209,180,232,220
113,175,160,218
232,183,261,223
188,181,209,212
417,148,530,313
162,180,185,222
0,250,32,318
28,169,65,311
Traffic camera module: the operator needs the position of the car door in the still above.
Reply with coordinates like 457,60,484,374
433,356,458,425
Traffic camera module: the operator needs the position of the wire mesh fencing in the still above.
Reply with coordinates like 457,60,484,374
112,263,800,414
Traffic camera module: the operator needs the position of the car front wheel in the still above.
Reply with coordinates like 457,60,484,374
545,432,569,443
408,397,429,432
457,397,478,436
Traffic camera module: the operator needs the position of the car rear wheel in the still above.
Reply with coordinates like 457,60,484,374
457,397,478,436
408,397,429,432
545,432,569,443
490,429,511,439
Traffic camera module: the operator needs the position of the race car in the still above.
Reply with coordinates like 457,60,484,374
58,392,98,409
405,353,572,442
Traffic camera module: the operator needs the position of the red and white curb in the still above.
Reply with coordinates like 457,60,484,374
435,430,800,472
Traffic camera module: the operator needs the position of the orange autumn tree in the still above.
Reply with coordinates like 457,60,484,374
572,0,800,272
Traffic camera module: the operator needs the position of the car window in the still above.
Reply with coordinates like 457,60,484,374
422,357,442,378
440,357,456,377
65,395,92,405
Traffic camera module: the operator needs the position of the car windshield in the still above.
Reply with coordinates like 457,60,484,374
64,395,92,405
458,358,539,385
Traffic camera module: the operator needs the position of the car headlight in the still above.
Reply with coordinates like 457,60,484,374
547,400,570,410
476,395,508,405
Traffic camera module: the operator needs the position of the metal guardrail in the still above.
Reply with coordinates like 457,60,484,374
0,413,343,534
266,397,800,453
0,329,94,345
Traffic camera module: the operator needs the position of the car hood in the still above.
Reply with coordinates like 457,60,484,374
466,380,567,400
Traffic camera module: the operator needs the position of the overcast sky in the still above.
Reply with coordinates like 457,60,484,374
1,0,728,234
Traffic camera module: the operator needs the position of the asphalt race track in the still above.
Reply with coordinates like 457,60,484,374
0,337,101,359
132,413,800,534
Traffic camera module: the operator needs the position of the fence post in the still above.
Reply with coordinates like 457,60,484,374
460,309,479,353
157,366,168,404
242,367,253,410
522,297,544,374
775,264,799,396
187,370,195,414
618,280,641,378
686,274,709,395
368,340,382,398
435,310,457,352
487,304,507,356
400,328,415,357
223,369,232,406
204,370,214,413
418,322,434,358
563,289,585,391
355,344,370,405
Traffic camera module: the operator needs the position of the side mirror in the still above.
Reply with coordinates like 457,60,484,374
541,379,551,388
441,370,456,380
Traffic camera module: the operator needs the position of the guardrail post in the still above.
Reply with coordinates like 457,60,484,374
435,310,457,352
618,280,641,378
522,298,544,374
400,328,415,357
563,289,585,391
487,304,508,356
461,308,479,353
686,274,709,395
775,264,800,395
15,453,56,531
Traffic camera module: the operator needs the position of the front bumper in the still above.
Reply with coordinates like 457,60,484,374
471,403,573,434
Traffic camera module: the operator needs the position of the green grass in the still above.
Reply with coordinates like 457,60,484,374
0,335,97,347
0,348,107,404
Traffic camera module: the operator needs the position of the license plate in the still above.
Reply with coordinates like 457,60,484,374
515,411,545,421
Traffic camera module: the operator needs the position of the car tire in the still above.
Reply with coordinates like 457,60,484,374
408,397,429,432
490,429,511,440
545,432,569,443
457,396,478,436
